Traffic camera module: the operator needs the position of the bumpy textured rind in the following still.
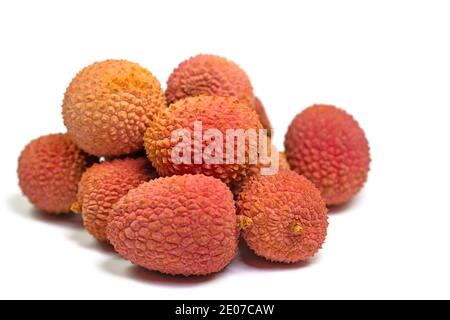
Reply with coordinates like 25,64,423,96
106,174,238,276
165,54,253,105
144,95,263,185
252,97,272,131
284,104,371,205
18,133,94,214
75,157,158,241
237,169,328,263
62,59,166,157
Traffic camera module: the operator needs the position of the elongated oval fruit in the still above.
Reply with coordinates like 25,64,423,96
73,157,158,241
144,95,263,185
62,59,166,157
237,169,328,263
285,104,371,205
18,133,95,214
106,174,239,276
166,54,253,105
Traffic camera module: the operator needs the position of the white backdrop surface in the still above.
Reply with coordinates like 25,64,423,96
0,0,449,299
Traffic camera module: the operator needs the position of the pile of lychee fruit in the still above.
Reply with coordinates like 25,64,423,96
17,55,370,276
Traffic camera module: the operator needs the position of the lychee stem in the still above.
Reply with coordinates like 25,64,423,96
70,201,81,214
237,215,253,230
290,221,303,235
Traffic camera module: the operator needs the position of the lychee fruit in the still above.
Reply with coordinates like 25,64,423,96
237,169,328,263
106,174,238,276
285,104,370,205
72,157,158,241
62,59,166,157
18,133,95,214
144,95,263,185
165,54,253,105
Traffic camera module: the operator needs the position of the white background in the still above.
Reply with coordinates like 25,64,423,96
1,0,449,300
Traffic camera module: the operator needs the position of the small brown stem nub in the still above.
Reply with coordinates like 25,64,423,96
290,221,303,235
237,215,253,231
70,201,81,214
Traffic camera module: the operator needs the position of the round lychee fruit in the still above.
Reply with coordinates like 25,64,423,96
165,54,253,105
252,97,272,132
237,169,328,263
62,59,166,157
144,95,263,185
106,174,238,276
285,104,371,205
72,157,158,241
18,133,95,214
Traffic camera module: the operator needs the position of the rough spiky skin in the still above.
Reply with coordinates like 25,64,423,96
62,59,166,157
237,169,328,263
252,97,272,131
74,157,158,241
106,174,238,276
144,95,263,185
18,133,94,214
285,105,371,205
165,54,253,105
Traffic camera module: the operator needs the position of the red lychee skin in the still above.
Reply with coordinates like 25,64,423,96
165,54,254,105
106,174,239,276
17,133,95,214
237,169,328,263
284,105,371,205
74,157,158,241
144,95,263,185
252,97,272,131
